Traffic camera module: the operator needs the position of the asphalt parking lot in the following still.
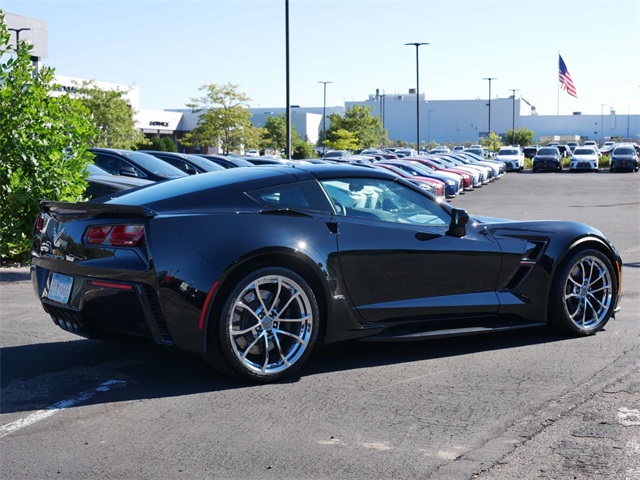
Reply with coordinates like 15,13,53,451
1,170,639,480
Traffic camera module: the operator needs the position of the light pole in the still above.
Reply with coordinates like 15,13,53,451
483,77,497,136
405,42,429,152
318,81,332,154
601,103,607,145
285,0,291,159
8,27,31,50
509,89,519,144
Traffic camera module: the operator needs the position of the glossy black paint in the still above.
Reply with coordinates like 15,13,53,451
31,164,623,360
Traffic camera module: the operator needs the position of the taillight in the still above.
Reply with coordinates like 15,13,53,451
34,215,44,235
85,224,145,247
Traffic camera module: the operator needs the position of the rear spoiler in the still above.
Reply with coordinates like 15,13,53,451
39,201,157,221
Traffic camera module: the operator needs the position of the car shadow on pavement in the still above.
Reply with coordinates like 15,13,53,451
0,326,576,415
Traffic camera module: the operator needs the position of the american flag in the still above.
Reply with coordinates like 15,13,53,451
559,54,577,98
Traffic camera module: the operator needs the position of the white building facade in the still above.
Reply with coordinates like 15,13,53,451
347,92,639,145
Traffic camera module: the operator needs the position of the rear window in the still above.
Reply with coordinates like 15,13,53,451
499,149,519,155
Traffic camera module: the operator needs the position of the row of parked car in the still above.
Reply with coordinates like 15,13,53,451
85,147,512,202
493,143,640,173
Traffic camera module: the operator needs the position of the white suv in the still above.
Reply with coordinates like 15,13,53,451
494,147,524,171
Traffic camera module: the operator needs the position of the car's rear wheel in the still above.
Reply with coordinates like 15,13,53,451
209,267,319,383
549,249,617,336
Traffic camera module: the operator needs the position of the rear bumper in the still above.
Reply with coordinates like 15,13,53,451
31,261,172,345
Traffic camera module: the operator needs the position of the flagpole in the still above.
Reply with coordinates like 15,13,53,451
557,51,560,115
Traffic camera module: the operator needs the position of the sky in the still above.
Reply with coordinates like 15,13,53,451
2,0,640,116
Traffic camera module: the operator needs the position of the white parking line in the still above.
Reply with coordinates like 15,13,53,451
0,379,127,439
619,407,640,427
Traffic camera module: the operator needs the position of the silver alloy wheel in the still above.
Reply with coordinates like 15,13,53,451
563,255,613,330
228,274,314,376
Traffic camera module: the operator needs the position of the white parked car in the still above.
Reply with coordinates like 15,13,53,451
570,147,599,172
494,147,524,171
244,149,260,157
430,145,451,154
583,141,601,156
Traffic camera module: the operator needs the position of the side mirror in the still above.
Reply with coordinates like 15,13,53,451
119,166,138,177
447,208,469,237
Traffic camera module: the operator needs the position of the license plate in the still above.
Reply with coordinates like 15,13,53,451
46,273,74,304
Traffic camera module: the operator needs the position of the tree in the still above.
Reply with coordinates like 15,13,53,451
292,136,314,159
180,83,255,155
260,114,313,158
73,81,147,149
325,105,388,150
479,132,503,154
504,127,535,147
324,128,359,151
262,115,288,154
0,13,97,260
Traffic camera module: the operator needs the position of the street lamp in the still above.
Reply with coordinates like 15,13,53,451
601,104,608,145
509,89,519,143
285,0,291,160
483,77,497,136
318,81,332,154
8,27,31,50
405,42,429,152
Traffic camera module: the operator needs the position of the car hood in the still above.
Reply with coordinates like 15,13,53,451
472,214,611,238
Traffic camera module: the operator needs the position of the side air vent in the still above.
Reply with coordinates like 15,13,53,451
506,240,548,290
141,285,173,345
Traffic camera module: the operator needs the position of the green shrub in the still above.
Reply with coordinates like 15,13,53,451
143,136,178,152
599,155,611,169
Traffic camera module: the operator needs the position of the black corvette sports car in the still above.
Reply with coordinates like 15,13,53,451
31,164,622,382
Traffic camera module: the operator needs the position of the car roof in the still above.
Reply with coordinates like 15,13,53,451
107,163,400,208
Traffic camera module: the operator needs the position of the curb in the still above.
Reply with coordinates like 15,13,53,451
0,267,31,283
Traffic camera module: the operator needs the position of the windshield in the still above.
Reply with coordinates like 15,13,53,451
573,148,595,155
614,147,635,155
538,148,558,155
499,149,519,155
126,151,188,177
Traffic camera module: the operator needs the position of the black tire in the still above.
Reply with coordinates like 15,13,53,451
548,249,617,336
204,267,319,383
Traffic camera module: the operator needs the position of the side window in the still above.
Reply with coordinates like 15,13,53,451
248,180,333,213
163,158,194,174
93,153,121,175
320,177,450,226
94,154,144,177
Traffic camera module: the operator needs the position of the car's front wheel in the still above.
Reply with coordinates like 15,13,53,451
549,249,617,336
206,267,319,383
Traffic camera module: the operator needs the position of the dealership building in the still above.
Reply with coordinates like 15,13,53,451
7,11,640,149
